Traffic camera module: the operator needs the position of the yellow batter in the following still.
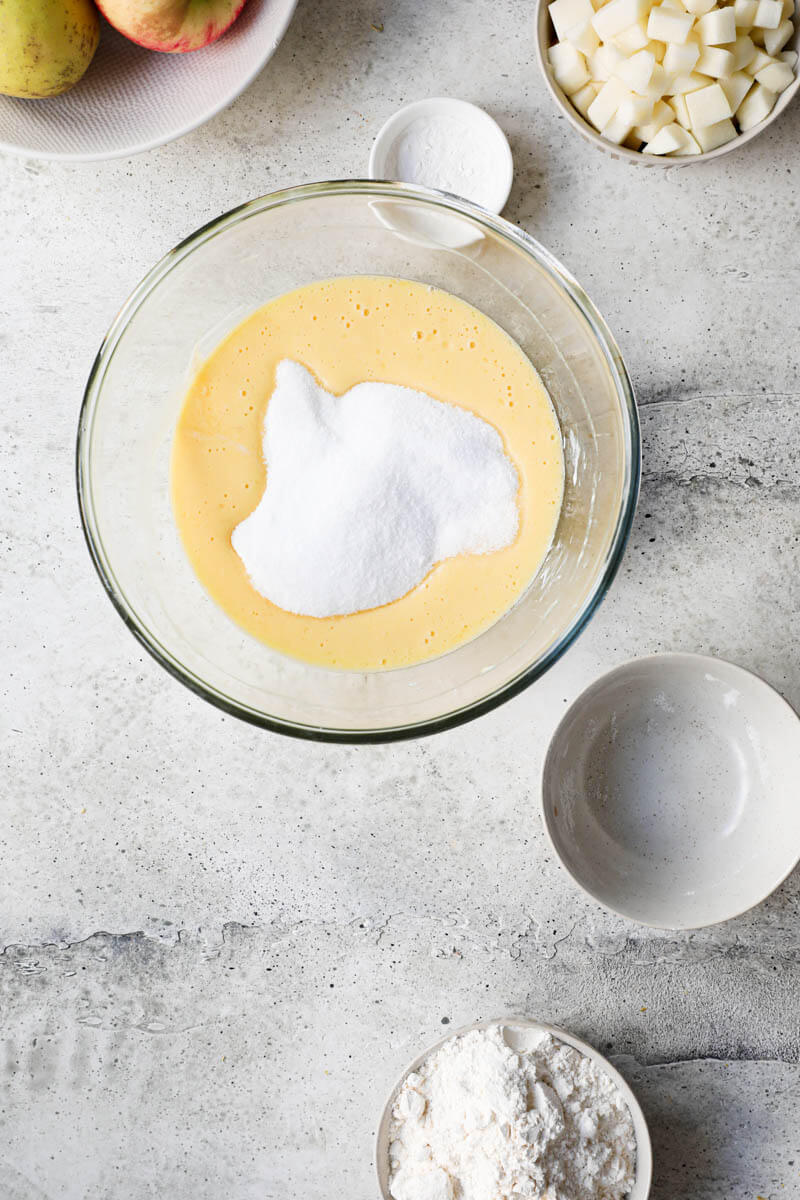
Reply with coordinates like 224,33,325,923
171,276,563,670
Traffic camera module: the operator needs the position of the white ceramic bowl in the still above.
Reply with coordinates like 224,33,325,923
542,653,800,928
0,0,297,162
535,0,800,166
375,1016,652,1200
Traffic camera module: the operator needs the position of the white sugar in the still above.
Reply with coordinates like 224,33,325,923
231,360,519,619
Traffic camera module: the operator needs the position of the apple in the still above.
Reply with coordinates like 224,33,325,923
95,0,248,53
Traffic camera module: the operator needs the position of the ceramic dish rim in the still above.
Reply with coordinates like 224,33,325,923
374,1014,653,1200
540,650,800,929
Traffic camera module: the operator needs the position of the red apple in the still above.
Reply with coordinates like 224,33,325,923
95,0,247,53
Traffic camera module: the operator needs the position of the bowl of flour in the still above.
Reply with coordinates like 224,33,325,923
376,1018,651,1200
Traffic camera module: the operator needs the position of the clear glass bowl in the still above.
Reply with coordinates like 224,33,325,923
77,181,639,742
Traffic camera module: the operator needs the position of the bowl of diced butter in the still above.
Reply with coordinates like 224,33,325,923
536,0,799,160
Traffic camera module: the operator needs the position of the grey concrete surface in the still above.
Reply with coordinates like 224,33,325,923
2,0,799,1196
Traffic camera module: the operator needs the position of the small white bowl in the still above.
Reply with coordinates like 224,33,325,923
542,653,800,928
0,0,297,162
535,0,800,166
375,1017,652,1200
369,97,514,211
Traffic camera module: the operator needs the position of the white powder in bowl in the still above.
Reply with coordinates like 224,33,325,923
231,360,519,618
387,1024,636,1200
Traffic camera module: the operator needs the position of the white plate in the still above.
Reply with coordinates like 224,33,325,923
0,0,297,162
375,1016,652,1200
542,653,800,928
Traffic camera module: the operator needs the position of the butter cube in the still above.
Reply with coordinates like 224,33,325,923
592,0,651,40
686,80,734,121
647,37,668,55
763,18,794,52
755,57,796,88
619,91,656,120
731,34,758,68
736,79,778,124
781,48,798,66
669,91,693,123
588,76,630,126
693,116,738,148
647,5,695,40
781,0,795,17
571,80,601,115
696,7,737,41
683,0,715,13
550,0,595,39
566,18,601,53
616,47,658,88
720,69,756,107
589,41,626,78
645,120,700,150
633,97,675,137
549,41,591,92
754,0,783,26
601,110,636,141
614,20,651,50
747,47,774,71
642,61,670,96
670,69,714,90
663,38,702,71
695,45,737,74
734,0,759,25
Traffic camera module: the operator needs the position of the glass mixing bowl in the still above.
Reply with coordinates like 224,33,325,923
77,181,639,742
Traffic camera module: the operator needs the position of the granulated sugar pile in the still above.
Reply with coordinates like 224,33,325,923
232,360,519,618
388,1024,636,1200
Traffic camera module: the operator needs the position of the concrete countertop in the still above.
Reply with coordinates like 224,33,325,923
2,0,799,1197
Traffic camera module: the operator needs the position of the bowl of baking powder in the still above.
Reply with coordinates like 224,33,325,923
376,1017,652,1200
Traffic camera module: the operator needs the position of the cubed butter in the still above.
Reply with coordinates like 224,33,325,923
746,47,775,71
566,17,602,53
755,57,796,87
645,120,700,150
614,20,651,50
619,91,656,119
647,4,695,40
670,69,714,90
764,17,794,51
736,78,778,124
731,34,758,68
633,97,675,136
616,46,658,87
663,38,702,71
549,40,591,92
549,0,595,39
695,45,737,73
754,0,783,27
720,69,755,106
571,80,602,114
693,116,739,147
734,0,759,26
601,109,636,140
592,0,651,40
683,0,716,14
587,76,631,125
669,91,693,122
589,41,626,77
685,79,734,121
696,6,737,41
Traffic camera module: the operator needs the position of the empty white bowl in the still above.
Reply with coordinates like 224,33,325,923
535,0,800,166
375,1016,652,1200
0,0,297,162
542,653,800,928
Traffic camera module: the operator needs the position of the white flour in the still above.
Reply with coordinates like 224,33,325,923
232,360,519,618
388,1025,636,1200
384,115,500,209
